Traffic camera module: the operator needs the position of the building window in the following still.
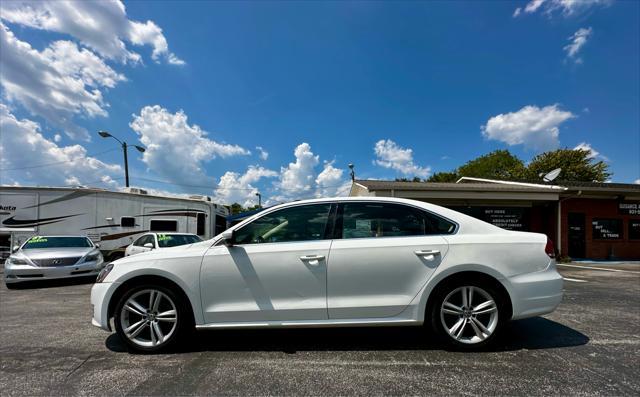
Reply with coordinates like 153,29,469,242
629,220,640,240
197,213,206,236
121,217,135,227
150,220,178,232
592,218,623,240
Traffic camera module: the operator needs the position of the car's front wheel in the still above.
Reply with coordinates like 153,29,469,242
114,284,189,353
431,280,506,350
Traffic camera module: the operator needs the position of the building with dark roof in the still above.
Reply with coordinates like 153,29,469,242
350,178,640,260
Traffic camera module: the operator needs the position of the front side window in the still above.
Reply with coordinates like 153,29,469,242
142,235,156,247
234,204,331,244
133,236,146,246
340,202,455,239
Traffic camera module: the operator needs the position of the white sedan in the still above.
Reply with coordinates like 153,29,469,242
91,197,562,352
124,233,202,256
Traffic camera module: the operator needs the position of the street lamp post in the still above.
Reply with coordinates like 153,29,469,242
98,131,145,187
255,192,262,208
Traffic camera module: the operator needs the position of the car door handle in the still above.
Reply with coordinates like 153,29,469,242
414,249,440,256
300,255,325,261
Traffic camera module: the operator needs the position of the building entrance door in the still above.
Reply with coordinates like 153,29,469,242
568,212,586,258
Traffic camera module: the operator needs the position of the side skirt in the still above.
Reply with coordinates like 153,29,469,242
195,318,423,330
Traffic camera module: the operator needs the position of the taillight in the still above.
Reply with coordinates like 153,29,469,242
545,238,556,259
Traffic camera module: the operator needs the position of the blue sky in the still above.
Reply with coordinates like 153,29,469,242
1,0,638,205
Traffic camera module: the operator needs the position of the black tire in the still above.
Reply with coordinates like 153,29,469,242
114,283,192,353
429,277,508,350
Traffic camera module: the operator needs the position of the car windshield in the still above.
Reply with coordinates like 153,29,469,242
156,234,202,248
22,236,93,249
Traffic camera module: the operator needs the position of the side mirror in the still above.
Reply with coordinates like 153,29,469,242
143,243,154,249
12,245,19,253
95,243,101,249
221,230,235,247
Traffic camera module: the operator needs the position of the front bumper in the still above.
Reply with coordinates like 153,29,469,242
4,260,105,284
91,281,119,331
508,262,564,320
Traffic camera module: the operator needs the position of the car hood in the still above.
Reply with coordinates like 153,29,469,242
114,240,213,265
21,247,95,260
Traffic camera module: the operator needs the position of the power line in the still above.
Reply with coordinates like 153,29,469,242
0,148,120,171
132,176,348,192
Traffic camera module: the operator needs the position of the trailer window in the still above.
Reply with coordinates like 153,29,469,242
121,217,135,227
215,214,227,235
197,213,206,236
150,220,178,232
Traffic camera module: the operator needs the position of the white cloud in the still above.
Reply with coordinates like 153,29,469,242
564,27,592,64
130,105,251,187
54,134,62,143
0,23,126,140
256,146,269,161
374,139,431,178
482,104,575,151
0,104,121,187
517,0,611,17
214,166,278,207
267,143,350,204
525,0,547,13
513,7,522,17
0,0,183,65
574,142,608,161
634,179,640,185
315,162,351,198
278,143,320,196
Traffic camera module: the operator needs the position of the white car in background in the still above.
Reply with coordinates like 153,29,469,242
124,233,203,256
91,197,563,353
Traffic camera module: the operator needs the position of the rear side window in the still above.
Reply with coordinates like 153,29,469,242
340,203,455,239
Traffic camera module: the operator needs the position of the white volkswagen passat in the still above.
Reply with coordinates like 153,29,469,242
91,197,563,352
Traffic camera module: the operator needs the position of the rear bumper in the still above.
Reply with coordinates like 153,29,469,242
508,262,564,320
4,260,105,284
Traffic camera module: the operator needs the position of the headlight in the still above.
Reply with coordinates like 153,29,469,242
96,263,114,283
7,256,29,265
82,252,103,263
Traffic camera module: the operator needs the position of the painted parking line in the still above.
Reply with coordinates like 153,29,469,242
563,277,588,283
557,263,640,274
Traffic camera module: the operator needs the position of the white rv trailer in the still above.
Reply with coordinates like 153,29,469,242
0,186,229,261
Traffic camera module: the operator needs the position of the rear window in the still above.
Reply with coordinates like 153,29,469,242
23,236,93,249
157,234,202,248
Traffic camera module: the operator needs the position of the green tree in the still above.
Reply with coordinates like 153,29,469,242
524,148,611,182
229,203,245,214
395,177,423,182
426,171,459,182
427,150,525,182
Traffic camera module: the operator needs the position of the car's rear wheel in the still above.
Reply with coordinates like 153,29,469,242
114,284,188,353
431,280,506,350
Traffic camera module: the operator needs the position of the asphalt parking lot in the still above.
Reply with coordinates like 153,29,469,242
1,263,639,396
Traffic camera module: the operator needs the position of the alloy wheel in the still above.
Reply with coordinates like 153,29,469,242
119,289,178,348
440,285,499,345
